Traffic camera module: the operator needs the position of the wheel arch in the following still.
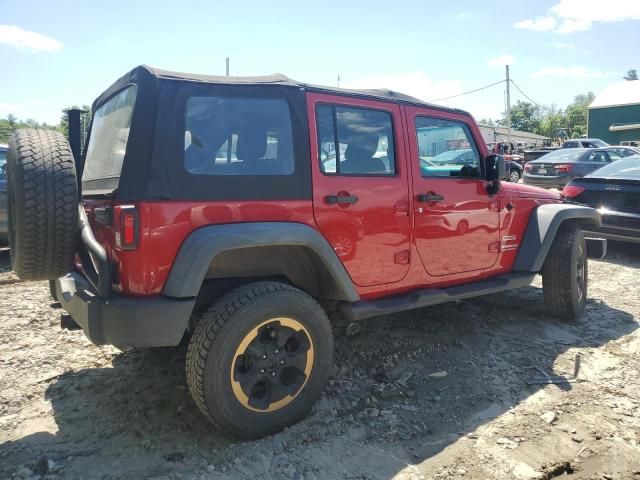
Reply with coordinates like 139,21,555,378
163,222,359,303
513,203,601,273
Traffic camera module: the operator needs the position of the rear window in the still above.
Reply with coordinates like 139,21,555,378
587,157,640,179
83,85,137,183
184,97,294,176
537,149,584,162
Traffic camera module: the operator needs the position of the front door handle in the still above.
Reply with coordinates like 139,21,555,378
417,193,444,202
325,194,359,204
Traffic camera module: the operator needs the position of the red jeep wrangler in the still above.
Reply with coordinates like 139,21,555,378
6,66,604,439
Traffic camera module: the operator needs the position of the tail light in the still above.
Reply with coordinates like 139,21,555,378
524,163,533,172
114,205,139,250
555,164,573,173
561,185,586,198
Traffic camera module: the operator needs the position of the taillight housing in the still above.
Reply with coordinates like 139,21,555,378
555,164,573,173
114,205,139,251
561,185,586,198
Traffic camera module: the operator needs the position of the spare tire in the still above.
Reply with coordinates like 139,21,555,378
7,129,79,280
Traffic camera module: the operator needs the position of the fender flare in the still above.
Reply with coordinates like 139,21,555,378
513,203,601,273
162,222,359,301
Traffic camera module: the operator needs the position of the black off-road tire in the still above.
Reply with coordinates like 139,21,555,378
542,223,588,320
7,129,78,280
186,281,333,439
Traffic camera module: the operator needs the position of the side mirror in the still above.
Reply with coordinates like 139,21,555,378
485,154,506,181
485,154,505,195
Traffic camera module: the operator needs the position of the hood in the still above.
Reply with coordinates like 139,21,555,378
502,182,561,200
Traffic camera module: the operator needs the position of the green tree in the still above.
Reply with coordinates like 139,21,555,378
498,101,541,133
564,92,594,137
59,105,92,148
623,69,638,81
536,103,566,139
478,118,496,127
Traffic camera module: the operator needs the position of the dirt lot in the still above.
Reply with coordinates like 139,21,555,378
1,244,639,480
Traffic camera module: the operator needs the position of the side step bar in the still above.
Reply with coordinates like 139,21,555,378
341,272,536,322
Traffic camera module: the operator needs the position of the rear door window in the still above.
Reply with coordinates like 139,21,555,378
83,85,137,183
184,97,294,176
316,104,396,175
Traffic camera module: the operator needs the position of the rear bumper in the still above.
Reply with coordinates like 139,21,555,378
522,173,570,188
55,272,195,348
584,210,640,243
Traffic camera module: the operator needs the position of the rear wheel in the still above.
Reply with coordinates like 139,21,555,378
542,223,587,320
186,281,333,439
7,129,78,280
509,169,521,183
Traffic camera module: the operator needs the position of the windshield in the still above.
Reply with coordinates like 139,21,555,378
83,85,137,184
588,157,640,179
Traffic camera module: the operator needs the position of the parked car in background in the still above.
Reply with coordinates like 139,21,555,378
0,144,8,244
620,140,639,148
562,156,640,243
505,159,523,183
523,148,619,188
562,138,609,148
606,145,640,158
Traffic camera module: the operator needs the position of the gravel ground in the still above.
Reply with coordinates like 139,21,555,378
1,243,639,480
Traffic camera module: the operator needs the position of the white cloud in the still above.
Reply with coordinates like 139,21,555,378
514,16,557,31
514,0,640,33
486,54,515,68
0,25,63,52
531,66,617,79
547,42,576,49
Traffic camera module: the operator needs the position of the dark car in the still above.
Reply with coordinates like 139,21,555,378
562,138,609,148
0,144,7,244
562,156,640,243
523,148,618,188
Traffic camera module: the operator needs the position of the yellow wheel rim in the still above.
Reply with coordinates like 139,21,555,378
230,317,314,413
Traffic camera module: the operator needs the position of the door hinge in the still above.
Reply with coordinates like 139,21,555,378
489,201,501,212
394,250,410,264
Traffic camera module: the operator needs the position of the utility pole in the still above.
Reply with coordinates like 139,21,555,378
505,64,511,142
226,57,230,76
337,74,340,88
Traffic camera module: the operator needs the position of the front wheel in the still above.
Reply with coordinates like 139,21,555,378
509,169,521,183
542,223,588,320
186,281,333,439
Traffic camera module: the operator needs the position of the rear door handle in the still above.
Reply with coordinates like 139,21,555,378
325,194,359,204
417,193,444,202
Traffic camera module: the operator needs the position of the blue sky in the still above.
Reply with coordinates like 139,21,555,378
1,0,639,125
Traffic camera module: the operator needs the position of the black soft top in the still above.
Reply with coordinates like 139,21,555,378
84,65,472,202
93,65,471,117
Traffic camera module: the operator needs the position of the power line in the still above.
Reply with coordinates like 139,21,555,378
509,79,544,108
428,79,505,103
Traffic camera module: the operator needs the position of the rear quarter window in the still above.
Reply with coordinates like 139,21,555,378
184,97,294,176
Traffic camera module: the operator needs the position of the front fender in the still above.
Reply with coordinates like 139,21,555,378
513,204,601,272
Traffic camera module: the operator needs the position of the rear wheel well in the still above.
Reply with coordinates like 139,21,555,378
188,245,347,329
